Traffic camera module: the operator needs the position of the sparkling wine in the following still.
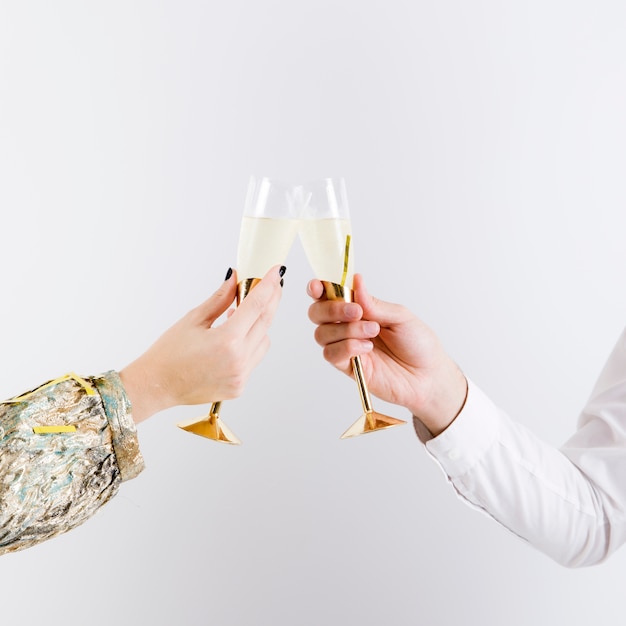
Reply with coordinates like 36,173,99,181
299,218,354,288
237,216,299,278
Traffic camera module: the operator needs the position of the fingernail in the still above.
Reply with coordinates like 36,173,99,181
224,267,233,281
280,278,284,288
279,265,287,277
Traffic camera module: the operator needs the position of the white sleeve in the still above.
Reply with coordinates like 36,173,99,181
421,329,626,567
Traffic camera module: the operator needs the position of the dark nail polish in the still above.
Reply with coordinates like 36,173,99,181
280,278,284,288
279,265,287,277
224,267,233,281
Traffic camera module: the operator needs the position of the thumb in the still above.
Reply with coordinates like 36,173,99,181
194,268,238,327
353,273,410,327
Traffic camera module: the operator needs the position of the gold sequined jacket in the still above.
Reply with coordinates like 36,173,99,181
0,371,144,555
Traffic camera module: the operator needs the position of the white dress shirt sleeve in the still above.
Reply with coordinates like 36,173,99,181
420,327,626,568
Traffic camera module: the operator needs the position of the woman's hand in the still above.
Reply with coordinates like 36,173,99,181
121,265,285,423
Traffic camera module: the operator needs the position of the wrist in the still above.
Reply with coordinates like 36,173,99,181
119,357,177,424
413,365,468,437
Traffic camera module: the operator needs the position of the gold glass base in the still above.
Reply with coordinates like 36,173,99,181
340,411,407,439
177,402,241,445
321,280,407,439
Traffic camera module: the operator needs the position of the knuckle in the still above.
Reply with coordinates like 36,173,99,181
246,290,266,315
307,303,321,323
323,343,345,366
223,365,247,398
322,345,335,364
396,303,409,317
222,327,240,349
230,376,247,398
313,326,327,346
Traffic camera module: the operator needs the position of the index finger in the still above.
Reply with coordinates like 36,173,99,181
227,265,284,335
308,299,363,325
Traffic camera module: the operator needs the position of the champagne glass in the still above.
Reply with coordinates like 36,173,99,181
177,176,300,444
299,178,406,438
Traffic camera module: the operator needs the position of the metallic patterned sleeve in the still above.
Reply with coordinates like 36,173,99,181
0,371,145,556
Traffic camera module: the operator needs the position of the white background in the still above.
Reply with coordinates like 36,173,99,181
1,1,626,625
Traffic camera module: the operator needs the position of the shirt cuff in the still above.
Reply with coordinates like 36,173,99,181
418,378,501,478
92,371,145,482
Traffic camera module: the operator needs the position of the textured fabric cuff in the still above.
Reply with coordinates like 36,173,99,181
422,378,501,478
92,371,145,482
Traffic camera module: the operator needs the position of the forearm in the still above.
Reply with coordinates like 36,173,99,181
0,371,144,555
418,380,618,567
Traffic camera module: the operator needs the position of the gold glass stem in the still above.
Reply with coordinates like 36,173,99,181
351,356,372,412
321,280,407,439
351,356,378,430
